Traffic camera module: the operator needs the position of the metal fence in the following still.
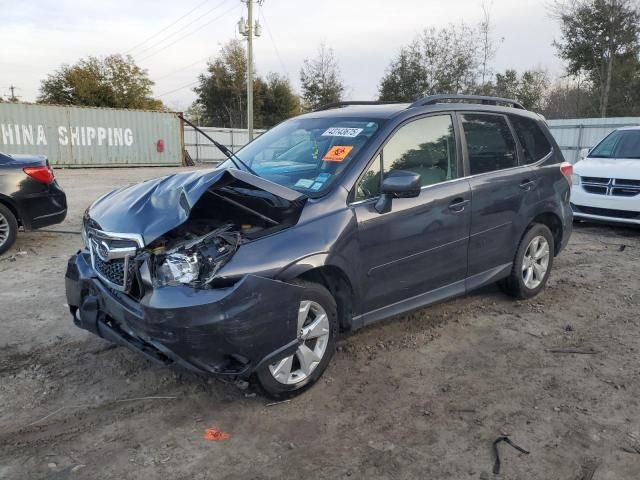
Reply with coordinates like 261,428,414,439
0,103,183,167
184,126,266,164
547,117,640,163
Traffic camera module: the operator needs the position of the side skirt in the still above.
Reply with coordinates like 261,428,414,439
352,262,512,329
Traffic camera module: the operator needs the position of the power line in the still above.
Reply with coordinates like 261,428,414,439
156,80,200,98
136,2,240,61
153,54,213,81
125,0,210,54
259,5,289,77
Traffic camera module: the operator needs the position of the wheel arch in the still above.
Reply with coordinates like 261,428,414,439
278,255,355,332
530,211,563,255
0,194,20,225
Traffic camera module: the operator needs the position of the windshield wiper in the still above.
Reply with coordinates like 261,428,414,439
180,116,258,176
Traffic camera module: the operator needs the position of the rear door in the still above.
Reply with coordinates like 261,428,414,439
351,114,471,314
460,112,536,280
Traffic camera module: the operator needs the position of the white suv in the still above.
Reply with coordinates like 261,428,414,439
571,126,640,225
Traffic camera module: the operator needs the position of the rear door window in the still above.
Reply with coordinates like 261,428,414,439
461,114,517,174
509,115,552,164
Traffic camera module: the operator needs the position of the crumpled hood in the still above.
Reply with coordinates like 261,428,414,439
575,157,640,180
87,167,306,245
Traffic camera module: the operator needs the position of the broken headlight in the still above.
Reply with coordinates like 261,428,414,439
155,253,200,286
151,225,240,288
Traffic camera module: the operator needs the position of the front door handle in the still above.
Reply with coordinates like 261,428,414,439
519,179,536,191
449,198,469,212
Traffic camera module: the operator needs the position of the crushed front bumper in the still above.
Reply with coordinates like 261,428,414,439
65,252,301,379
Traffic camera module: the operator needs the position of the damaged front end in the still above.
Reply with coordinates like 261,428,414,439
83,167,306,295
67,167,308,378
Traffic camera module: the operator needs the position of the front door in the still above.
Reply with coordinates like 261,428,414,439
351,114,471,314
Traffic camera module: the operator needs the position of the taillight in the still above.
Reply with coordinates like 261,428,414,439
560,162,573,188
23,166,54,184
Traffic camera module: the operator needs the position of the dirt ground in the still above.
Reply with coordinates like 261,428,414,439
1,167,640,480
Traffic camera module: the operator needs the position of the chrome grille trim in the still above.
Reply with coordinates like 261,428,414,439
581,177,640,197
86,228,143,292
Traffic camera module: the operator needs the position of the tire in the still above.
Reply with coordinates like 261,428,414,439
501,223,554,299
254,280,338,398
0,204,18,255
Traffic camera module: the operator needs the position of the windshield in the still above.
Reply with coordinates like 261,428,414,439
590,129,640,159
220,117,384,194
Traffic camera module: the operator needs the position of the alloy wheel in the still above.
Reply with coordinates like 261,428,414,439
522,235,550,289
268,300,330,385
0,211,9,248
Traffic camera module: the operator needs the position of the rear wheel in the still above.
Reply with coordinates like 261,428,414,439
501,224,554,299
0,204,18,255
255,280,338,398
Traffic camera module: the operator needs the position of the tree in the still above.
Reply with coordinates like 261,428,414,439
553,0,640,117
490,68,550,110
379,23,482,101
542,77,595,118
194,39,250,128
38,54,163,110
261,74,301,127
300,43,344,110
194,39,300,128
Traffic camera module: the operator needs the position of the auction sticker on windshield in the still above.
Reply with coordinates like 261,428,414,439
322,127,363,137
323,145,353,162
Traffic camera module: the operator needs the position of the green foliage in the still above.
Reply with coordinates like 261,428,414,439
37,54,164,110
553,0,640,116
488,68,549,111
299,43,344,110
379,23,481,101
194,39,300,128
261,74,301,127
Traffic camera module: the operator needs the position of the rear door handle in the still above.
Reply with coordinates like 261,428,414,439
449,198,469,212
520,179,536,191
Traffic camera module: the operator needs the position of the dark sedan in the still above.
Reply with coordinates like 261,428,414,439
0,153,67,254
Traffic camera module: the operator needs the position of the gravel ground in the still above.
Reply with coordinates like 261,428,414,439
1,167,639,480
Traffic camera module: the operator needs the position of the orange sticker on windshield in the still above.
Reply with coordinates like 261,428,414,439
323,145,353,162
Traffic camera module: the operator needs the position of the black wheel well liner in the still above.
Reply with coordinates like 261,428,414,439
297,265,354,332
531,211,563,255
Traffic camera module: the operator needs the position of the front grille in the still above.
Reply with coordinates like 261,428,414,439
572,204,640,219
583,185,607,195
582,176,609,185
87,229,139,291
580,177,640,197
94,256,136,290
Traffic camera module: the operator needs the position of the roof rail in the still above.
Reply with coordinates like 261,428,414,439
410,94,526,110
314,101,402,112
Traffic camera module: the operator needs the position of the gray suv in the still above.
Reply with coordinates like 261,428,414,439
66,95,573,397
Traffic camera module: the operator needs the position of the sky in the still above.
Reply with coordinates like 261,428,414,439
0,0,565,111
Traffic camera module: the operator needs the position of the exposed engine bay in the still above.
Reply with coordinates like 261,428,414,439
143,184,303,289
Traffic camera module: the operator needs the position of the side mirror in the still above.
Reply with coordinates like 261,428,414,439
578,147,591,161
375,170,421,214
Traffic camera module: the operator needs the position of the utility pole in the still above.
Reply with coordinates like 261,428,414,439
6,85,20,102
239,1,261,141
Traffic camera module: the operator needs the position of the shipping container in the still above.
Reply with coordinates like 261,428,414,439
0,103,183,167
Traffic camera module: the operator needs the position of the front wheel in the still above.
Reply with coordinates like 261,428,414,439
501,224,554,299
254,280,338,398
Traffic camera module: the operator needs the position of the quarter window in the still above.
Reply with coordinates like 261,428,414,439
509,115,552,164
355,115,457,201
461,114,517,174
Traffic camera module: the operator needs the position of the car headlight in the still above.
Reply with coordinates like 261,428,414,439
571,173,580,185
155,253,201,286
